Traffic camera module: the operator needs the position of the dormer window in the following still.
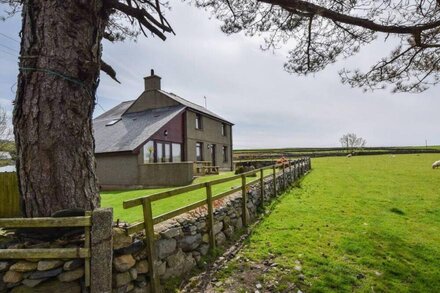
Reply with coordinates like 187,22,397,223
105,119,121,126
195,113,203,130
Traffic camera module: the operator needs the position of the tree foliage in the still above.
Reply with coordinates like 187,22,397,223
190,0,440,93
1,0,175,82
340,133,367,152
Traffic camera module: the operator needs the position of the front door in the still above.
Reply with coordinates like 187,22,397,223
209,144,216,166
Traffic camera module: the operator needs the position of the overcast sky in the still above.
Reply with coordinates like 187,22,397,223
1,3,440,149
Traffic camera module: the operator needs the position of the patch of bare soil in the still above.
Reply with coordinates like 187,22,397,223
181,247,304,293
180,227,305,293
179,231,250,293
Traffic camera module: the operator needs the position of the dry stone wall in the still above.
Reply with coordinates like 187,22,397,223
0,249,85,292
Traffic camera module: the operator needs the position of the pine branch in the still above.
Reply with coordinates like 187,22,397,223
260,0,440,35
105,0,173,41
101,59,121,83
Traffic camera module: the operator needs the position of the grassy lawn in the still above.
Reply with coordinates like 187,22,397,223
101,170,273,223
214,154,440,292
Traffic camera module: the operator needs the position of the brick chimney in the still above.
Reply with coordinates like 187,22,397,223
144,69,161,91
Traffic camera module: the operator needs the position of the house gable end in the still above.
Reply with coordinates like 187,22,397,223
133,111,184,154
124,90,180,114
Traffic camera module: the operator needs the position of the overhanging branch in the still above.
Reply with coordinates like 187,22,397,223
259,0,440,35
101,60,121,83
105,0,174,41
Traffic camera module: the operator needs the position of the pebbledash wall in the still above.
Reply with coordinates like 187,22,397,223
0,160,310,292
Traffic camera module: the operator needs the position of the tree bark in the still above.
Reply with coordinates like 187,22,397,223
14,0,105,217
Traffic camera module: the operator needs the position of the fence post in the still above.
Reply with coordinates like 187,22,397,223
241,174,248,227
142,198,160,293
291,161,295,181
272,165,277,195
206,183,216,252
84,211,92,288
90,208,113,293
282,163,286,190
289,161,293,184
259,169,264,207
295,160,301,180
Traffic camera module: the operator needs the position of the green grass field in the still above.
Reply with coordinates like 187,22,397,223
101,170,273,223
214,154,440,292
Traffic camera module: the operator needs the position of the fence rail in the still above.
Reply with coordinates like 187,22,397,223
123,157,311,292
0,213,92,287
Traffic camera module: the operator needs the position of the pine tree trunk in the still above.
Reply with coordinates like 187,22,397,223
14,0,105,217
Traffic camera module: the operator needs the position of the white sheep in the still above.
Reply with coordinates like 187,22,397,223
346,153,352,158
432,160,440,169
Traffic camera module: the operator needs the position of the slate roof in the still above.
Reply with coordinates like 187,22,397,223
93,104,185,153
95,100,134,120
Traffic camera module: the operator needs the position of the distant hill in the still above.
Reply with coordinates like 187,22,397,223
233,146,440,161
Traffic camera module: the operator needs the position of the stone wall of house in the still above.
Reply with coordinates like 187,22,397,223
138,162,194,187
111,160,310,292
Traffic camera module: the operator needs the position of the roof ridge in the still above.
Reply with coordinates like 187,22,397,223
159,90,233,125
94,100,136,120
166,91,204,108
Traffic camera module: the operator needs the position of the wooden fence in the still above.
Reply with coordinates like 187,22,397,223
0,212,93,287
0,172,21,218
123,157,311,292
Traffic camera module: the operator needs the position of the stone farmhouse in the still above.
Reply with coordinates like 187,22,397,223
93,70,233,189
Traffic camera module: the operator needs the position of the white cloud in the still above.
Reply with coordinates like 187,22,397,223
1,2,440,149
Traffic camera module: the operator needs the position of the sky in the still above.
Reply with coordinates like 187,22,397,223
1,3,440,149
